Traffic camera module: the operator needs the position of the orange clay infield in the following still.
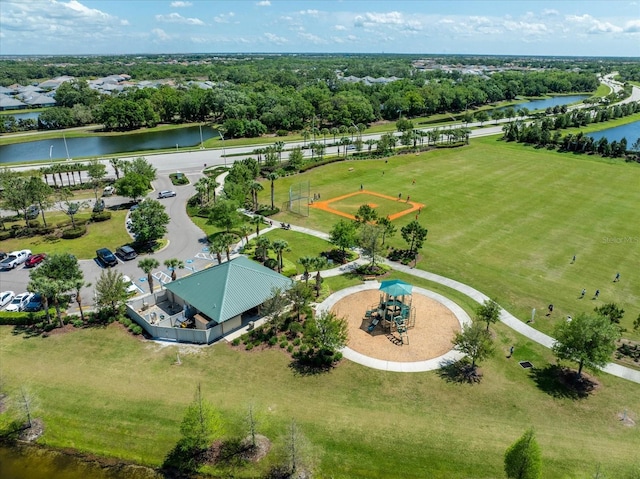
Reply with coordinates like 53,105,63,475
309,190,425,221
330,290,461,362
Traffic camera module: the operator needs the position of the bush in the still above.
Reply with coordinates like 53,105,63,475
245,343,254,351
279,340,288,349
35,226,56,235
0,230,11,241
0,310,50,325
269,335,278,346
293,338,301,346
91,211,112,222
276,129,288,137
264,258,278,270
287,344,294,353
72,319,84,328
61,225,87,239
169,173,190,185
289,322,303,335
255,207,280,217
232,338,241,346
27,219,40,228
129,325,143,335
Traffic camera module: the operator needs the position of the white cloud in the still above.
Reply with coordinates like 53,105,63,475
151,28,171,41
170,1,192,7
334,25,347,31
299,9,319,16
624,19,640,32
542,9,559,16
298,32,327,44
256,1,271,6
264,32,287,44
353,11,422,32
155,12,204,25
565,14,623,34
214,12,235,24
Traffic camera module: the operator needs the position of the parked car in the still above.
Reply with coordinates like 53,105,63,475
158,190,177,198
26,205,40,219
23,293,44,312
0,249,32,269
5,292,34,312
25,253,47,268
122,275,139,294
102,185,115,196
0,291,15,309
0,252,7,261
116,245,138,261
96,248,118,267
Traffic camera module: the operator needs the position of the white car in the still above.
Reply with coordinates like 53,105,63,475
122,275,139,294
158,190,176,199
5,292,34,312
0,291,15,308
0,249,32,269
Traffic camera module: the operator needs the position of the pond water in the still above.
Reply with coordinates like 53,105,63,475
1,111,41,122
0,125,219,164
587,119,640,145
0,443,162,479
497,95,589,112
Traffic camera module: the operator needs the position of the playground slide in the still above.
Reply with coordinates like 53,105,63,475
367,317,380,332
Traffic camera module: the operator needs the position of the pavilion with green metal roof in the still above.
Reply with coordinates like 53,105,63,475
164,256,293,335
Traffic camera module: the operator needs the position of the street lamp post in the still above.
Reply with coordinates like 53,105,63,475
219,132,227,167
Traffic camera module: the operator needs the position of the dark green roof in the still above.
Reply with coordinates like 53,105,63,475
165,256,292,324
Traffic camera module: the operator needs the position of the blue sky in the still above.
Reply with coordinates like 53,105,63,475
1,1,639,57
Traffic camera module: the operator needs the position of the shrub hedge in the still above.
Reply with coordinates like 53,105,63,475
91,211,112,222
61,225,87,239
0,309,53,325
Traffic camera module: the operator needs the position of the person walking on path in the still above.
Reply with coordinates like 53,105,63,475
406,195,410,203
614,272,620,282
571,254,576,264
398,192,402,200
547,304,554,316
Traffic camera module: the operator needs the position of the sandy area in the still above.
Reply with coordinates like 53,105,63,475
331,290,461,362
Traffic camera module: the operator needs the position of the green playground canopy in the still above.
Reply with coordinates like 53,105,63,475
379,279,413,297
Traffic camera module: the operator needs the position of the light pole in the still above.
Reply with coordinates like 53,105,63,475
219,131,227,167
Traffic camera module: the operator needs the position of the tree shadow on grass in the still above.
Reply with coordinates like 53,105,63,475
11,325,44,339
529,364,598,400
437,358,483,384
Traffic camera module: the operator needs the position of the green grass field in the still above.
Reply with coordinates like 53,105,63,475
1,134,640,478
266,138,640,341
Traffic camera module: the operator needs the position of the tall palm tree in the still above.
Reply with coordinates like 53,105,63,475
255,236,271,263
339,137,351,158
298,256,316,283
239,224,252,245
164,258,185,281
249,181,263,211
330,127,339,144
271,239,288,273
321,128,329,145
209,235,225,264
74,279,91,322
207,176,220,204
302,129,310,147
220,232,237,261
195,177,208,207
267,172,278,210
274,141,285,163
250,215,263,237
138,258,160,293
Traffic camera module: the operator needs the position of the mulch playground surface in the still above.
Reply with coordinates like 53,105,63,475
309,190,425,221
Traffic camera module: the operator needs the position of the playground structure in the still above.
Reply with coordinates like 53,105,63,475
365,279,416,345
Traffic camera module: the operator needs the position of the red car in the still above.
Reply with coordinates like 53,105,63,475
25,253,47,268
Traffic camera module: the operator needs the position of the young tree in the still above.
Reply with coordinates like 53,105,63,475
123,156,157,183
73,279,91,322
250,215,263,237
400,220,428,254
593,303,625,324
28,253,83,327
288,147,304,170
56,188,89,229
109,157,124,179
286,281,313,322
305,310,348,354
129,199,170,245
552,313,620,378
452,321,494,369
86,159,107,203
254,235,271,263
219,232,237,261
504,428,542,479
359,223,383,267
312,257,327,298
164,258,185,281
261,286,289,331
476,298,501,331
376,216,397,245
179,384,224,454
207,199,242,232
329,219,358,262
354,204,378,225
95,268,128,317
282,419,313,478
138,258,160,293
298,256,316,283
115,172,148,202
